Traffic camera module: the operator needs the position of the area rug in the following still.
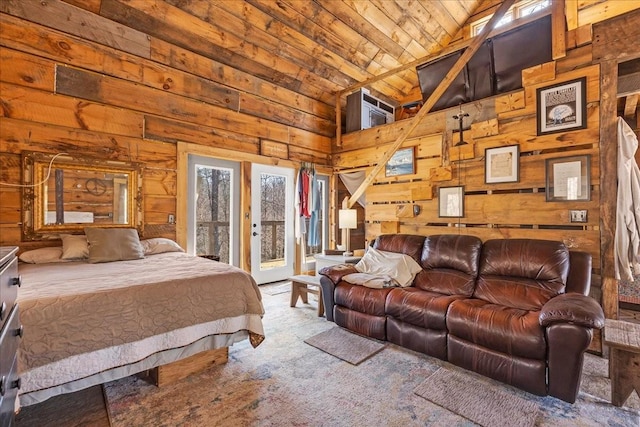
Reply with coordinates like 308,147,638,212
260,282,291,296
414,368,539,427
304,326,385,365
103,290,640,426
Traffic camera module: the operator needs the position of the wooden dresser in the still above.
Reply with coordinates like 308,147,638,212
0,247,22,426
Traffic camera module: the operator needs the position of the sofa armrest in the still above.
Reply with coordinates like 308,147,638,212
539,293,605,329
319,264,359,284
318,264,358,323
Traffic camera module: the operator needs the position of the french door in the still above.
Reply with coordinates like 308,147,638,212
187,155,240,266
250,164,295,284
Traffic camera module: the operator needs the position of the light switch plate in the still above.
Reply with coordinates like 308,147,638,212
569,210,587,223
168,214,175,224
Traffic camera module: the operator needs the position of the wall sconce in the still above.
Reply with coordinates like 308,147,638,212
339,209,357,257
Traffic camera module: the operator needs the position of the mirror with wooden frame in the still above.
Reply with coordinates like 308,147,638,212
22,152,143,240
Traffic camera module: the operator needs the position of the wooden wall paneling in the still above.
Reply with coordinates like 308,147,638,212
0,82,144,138
54,66,292,144
143,169,177,198
97,0,336,105
0,0,151,58
239,92,335,136
150,37,334,121
0,117,176,168
141,63,240,112
144,196,176,225
477,105,599,154
0,47,54,91
522,61,557,86
143,116,260,154
287,128,332,155
0,13,145,82
496,63,601,120
287,145,331,166
578,0,640,28
338,111,448,152
0,12,335,138
556,44,593,74
61,0,102,14
366,181,434,203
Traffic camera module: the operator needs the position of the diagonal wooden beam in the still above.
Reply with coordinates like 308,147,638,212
346,0,516,208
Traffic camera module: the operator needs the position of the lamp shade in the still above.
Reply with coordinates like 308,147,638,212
338,209,357,229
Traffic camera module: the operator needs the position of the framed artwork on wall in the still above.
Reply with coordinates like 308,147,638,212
485,145,519,183
438,186,464,218
536,77,587,135
385,147,415,177
545,155,591,201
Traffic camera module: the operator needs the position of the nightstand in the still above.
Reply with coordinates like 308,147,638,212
314,253,361,275
198,254,220,262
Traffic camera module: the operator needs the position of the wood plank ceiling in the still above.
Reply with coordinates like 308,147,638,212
94,0,481,109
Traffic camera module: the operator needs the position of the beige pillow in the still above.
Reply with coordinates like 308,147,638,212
141,238,184,255
60,234,89,260
19,247,68,264
84,227,145,264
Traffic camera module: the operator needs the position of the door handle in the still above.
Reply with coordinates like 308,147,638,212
252,232,259,236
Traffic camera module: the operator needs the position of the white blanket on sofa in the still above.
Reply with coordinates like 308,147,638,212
343,248,422,288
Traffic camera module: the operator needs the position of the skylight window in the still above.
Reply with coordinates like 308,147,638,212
471,0,550,36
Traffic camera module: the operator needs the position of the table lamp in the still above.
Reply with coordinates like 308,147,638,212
339,208,357,256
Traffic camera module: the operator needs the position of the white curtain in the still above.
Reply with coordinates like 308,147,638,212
615,117,640,282
339,171,366,207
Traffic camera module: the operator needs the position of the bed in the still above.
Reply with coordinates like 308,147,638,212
16,243,265,407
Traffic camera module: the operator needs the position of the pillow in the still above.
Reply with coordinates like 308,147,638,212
84,227,145,264
19,247,68,264
141,238,184,255
60,234,89,260
354,248,422,287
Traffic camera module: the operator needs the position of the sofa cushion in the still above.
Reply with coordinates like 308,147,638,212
385,287,462,330
414,234,482,296
334,282,393,316
447,298,546,360
372,234,426,264
474,239,569,310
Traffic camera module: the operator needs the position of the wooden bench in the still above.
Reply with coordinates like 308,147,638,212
604,319,640,406
289,275,324,317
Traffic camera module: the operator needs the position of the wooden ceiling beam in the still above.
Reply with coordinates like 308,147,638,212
345,0,516,209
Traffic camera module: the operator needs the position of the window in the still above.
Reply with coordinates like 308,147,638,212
471,0,550,36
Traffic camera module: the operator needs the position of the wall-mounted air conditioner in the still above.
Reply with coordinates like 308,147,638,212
345,88,395,133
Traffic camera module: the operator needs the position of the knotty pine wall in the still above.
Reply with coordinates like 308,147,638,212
0,0,332,249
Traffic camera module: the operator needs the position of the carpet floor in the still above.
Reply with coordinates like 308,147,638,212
101,286,640,427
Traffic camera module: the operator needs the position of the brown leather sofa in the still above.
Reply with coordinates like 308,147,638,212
319,234,605,404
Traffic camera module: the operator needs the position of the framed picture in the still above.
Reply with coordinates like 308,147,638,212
485,145,519,183
386,147,415,177
545,155,591,201
438,186,464,218
536,77,587,135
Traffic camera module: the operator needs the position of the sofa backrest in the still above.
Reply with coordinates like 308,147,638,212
414,234,483,296
372,234,426,264
475,239,569,310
